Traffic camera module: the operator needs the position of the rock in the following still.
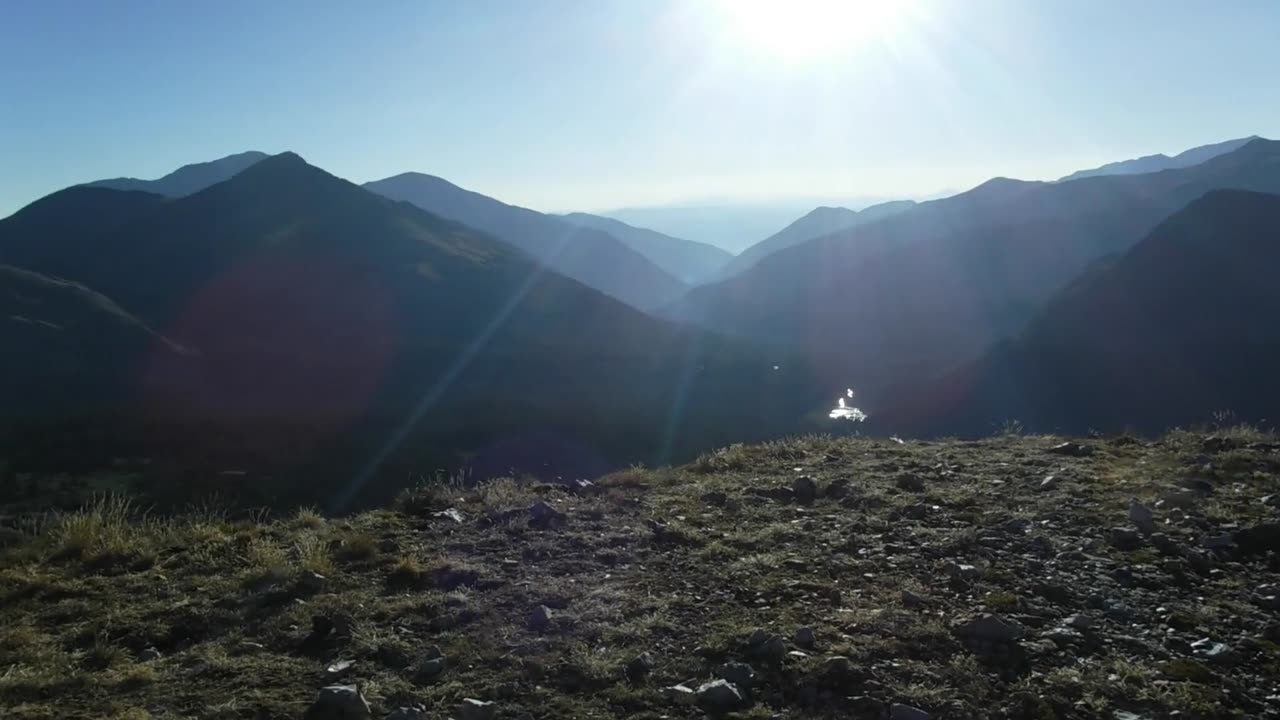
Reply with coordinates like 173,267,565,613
1129,500,1156,535
1158,490,1200,510
696,679,743,709
1109,527,1144,550
384,708,428,720
1047,441,1094,457
303,685,372,720
1065,614,1093,631
793,475,818,504
824,478,850,499
568,478,598,495
457,698,496,720
432,508,465,524
902,590,925,608
821,656,855,677
1202,534,1235,549
528,605,554,632
661,684,697,705
753,635,787,664
747,628,769,648
298,571,328,593
891,703,931,720
1039,475,1060,491
952,614,1025,643
1263,494,1280,508
625,652,654,682
416,655,446,680
1202,436,1241,453
702,490,728,507
945,563,982,582
528,501,566,529
1234,522,1280,555
139,647,162,662
1191,639,1238,665
716,661,756,690
1149,533,1181,556
326,659,356,677
896,473,926,492
794,626,817,650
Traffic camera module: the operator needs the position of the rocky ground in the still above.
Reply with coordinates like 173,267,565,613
4,429,1280,719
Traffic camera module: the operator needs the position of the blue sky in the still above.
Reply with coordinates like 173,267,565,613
2,0,1277,218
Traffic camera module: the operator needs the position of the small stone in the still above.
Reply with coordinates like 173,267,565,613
661,684,697,705
1202,534,1234,549
716,661,756,689
298,571,328,593
696,679,743,709
626,652,654,682
303,685,372,720
953,614,1026,643
416,655,446,680
754,635,787,664
139,647,162,662
1047,441,1094,457
528,605,554,632
1129,500,1156,535
821,656,854,676
793,475,818,504
747,628,769,647
457,698,496,720
1039,475,1060,491
902,590,925,608
384,708,428,720
326,659,356,676
1065,614,1093,631
896,473,926,492
795,626,817,650
528,501,567,529
569,478,598,495
1158,490,1200,510
235,641,266,654
432,508,465,523
1109,527,1143,550
1263,494,1280,507
891,703,931,720
945,563,982,582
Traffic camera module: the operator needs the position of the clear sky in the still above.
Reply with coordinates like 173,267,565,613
2,0,1277,218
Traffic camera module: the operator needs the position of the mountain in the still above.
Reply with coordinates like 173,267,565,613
84,150,269,197
0,154,825,504
1058,136,1259,182
670,138,1280,406
557,212,730,283
363,173,686,310
888,189,1280,436
719,200,916,278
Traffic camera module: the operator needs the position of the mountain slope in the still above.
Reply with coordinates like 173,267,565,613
888,189,1280,436
1,154,824,503
84,151,269,197
1059,136,1259,182
363,173,687,310
558,212,730,283
719,200,916,278
672,139,1280,403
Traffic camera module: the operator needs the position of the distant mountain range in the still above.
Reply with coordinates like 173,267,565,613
890,188,1280,435
670,137,1280,410
557,212,730,283
364,173,687,310
84,151,269,197
718,200,916,278
0,153,824,504
1058,136,1259,182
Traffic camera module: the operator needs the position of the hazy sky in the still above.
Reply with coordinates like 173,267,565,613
3,0,1278,218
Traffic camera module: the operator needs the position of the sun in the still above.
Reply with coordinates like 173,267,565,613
713,0,917,61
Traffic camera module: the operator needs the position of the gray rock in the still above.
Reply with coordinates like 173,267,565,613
1129,500,1156,535
952,614,1025,643
747,628,769,647
661,684,697,705
1191,638,1238,665
139,647,162,662
821,656,855,676
793,475,818,504
384,708,428,720
794,626,817,650
416,655,446,680
528,605,554,632
716,661,756,689
528,501,566,529
891,703,931,720
945,563,982,582
696,679,743,709
1065,614,1093,630
569,478,598,495
1158,490,1200,510
303,685,372,720
1047,441,1094,457
458,698,496,720
1263,494,1280,507
754,634,787,664
1039,475,1060,491
901,590,925,608
896,473,926,492
432,508,465,523
1202,534,1234,549
1109,527,1143,550
626,652,654,682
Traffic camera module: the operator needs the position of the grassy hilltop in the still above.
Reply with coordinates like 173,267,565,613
4,429,1280,719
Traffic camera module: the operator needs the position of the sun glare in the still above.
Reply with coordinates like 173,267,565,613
714,0,917,61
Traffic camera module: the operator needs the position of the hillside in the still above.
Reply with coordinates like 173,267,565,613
1059,137,1260,182
558,212,730,283
886,189,1280,437
363,173,688,310
671,139,1280,406
3,430,1280,719
0,154,826,503
84,151,269,197
719,200,916,278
